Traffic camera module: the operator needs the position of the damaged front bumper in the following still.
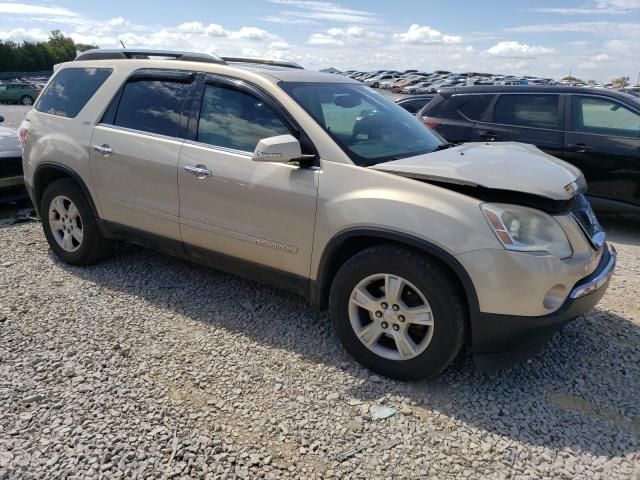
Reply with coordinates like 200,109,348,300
471,243,616,372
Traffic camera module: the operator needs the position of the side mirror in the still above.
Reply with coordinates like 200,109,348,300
0,116,4,123
252,134,302,164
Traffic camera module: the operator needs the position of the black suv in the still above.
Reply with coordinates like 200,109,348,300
419,86,640,214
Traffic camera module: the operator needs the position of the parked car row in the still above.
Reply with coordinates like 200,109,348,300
339,69,638,97
0,75,48,105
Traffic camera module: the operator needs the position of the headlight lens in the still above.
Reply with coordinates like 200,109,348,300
481,203,572,259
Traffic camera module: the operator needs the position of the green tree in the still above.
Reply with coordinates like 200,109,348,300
0,30,97,72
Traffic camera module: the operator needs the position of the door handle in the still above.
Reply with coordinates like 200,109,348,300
184,165,213,178
480,131,498,141
566,143,592,153
93,144,113,155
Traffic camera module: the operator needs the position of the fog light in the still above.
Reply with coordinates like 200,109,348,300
543,284,568,310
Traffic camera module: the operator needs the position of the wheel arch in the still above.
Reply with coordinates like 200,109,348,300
33,162,99,219
311,228,480,320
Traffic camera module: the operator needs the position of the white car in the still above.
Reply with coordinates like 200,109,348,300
0,115,23,192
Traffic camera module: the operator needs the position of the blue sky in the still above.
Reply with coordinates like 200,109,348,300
0,0,638,81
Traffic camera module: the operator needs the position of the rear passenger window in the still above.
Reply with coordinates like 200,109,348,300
113,79,191,137
458,95,494,121
36,68,112,118
494,94,559,129
196,84,290,152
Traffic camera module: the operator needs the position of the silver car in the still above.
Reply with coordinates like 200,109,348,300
20,49,616,379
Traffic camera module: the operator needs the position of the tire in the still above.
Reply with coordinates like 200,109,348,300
21,95,34,105
41,178,112,265
329,245,466,380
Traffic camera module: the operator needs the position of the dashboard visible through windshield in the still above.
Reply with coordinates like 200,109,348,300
280,82,446,166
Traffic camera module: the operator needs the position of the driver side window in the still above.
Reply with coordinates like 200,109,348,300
197,84,290,152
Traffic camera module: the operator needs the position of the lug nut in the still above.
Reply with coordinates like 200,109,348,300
381,302,388,309
375,311,382,318
392,304,399,311
392,324,400,331
398,315,405,322
381,322,388,329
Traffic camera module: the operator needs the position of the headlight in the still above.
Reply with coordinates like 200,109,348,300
481,203,572,259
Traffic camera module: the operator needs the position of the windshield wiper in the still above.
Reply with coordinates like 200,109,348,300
432,143,456,152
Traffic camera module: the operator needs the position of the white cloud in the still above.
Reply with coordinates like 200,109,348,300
230,27,279,42
595,0,640,8
0,2,77,16
267,0,377,23
507,22,640,37
484,41,554,58
308,26,383,46
529,7,626,14
0,27,50,42
393,24,462,45
592,53,610,61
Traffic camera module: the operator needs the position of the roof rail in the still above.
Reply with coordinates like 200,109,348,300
75,49,226,65
220,56,304,70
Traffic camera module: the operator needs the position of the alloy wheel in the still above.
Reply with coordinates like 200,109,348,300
48,195,83,253
348,273,435,361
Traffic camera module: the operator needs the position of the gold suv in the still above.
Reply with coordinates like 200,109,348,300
21,50,616,379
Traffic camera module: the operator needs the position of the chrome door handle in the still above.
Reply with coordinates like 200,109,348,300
184,165,213,178
93,144,113,155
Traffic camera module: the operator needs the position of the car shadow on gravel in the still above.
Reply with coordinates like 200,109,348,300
52,244,639,460
599,214,640,247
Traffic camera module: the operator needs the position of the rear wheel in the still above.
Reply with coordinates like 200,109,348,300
41,178,112,265
329,245,466,380
20,95,34,105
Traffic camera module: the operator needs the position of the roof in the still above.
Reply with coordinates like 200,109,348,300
439,85,640,104
73,48,359,84
233,64,359,83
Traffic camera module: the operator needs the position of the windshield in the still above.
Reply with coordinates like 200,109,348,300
280,82,446,166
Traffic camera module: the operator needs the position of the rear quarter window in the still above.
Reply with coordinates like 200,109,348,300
36,68,112,118
493,94,559,129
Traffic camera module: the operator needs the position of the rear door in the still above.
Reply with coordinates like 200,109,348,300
177,74,319,283
563,94,640,207
91,70,195,240
475,93,564,158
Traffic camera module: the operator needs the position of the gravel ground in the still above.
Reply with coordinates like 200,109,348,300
0,215,638,479
0,105,30,129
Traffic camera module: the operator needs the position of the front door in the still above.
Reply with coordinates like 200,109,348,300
90,71,195,239
563,94,640,208
178,76,318,281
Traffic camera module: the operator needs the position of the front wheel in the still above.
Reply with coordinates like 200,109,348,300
329,245,466,380
20,95,34,105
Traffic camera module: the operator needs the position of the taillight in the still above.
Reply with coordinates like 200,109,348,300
421,117,440,129
19,119,30,145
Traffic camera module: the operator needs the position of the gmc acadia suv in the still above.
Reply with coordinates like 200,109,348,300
21,50,616,379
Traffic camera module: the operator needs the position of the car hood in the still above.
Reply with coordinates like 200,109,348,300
370,142,582,201
0,126,21,157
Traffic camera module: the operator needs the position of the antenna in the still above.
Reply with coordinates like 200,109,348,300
120,40,126,49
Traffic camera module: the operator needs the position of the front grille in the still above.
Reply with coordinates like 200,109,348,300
571,194,605,249
0,156,23,178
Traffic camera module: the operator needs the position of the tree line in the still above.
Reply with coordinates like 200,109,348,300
0,30,96,73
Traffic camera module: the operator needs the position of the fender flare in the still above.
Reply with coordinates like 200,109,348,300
311,227,480,318
32,162,99,218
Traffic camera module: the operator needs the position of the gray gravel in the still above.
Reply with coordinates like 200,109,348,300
0,105,30,129
1,221,639,477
